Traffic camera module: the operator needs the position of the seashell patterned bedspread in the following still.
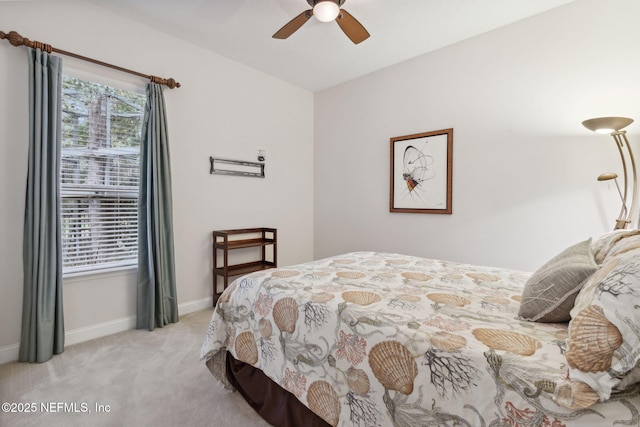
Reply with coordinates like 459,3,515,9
200,252,640,427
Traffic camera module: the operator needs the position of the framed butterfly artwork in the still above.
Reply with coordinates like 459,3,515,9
389,128,453,214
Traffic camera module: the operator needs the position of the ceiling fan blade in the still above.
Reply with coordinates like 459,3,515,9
336,9,370,44
273,10,313,39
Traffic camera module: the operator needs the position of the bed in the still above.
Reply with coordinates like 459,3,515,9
201,231,640,427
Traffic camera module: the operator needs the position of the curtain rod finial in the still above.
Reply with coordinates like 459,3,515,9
1,30,52,53
150,75,181,89
2,30,26,47
166,77,181,89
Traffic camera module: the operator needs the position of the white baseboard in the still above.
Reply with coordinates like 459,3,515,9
0,295,215,366
179,296,214,315
65,315,138,347
0,344,19,366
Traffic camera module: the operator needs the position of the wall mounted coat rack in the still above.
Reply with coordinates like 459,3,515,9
209,157,265,178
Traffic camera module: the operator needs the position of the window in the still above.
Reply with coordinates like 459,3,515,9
60,77,145,275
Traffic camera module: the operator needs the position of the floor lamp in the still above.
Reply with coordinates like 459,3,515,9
582,117,636,230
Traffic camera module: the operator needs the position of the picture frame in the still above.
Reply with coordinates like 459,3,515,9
389,128,453,214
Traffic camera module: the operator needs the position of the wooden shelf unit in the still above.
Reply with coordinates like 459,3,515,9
212,228,277,303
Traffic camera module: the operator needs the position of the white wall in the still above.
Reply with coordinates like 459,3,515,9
314,0,640,272
0,0,314,361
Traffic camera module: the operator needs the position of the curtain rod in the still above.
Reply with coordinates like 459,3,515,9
0,30,181,89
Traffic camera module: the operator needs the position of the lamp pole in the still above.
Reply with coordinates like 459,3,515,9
597,173,626,225
582,117,636,230
616,130,638,228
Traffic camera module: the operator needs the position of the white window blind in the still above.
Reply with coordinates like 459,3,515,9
60,77,145,275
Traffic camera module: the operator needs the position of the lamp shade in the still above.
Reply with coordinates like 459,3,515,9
582,117,634,134
313,1,340,22
597,172,618,181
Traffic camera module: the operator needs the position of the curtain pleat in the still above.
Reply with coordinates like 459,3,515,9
19,48,65,363
136,83,178,330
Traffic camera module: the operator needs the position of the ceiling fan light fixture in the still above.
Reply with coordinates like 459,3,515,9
313,0,340,22
274,0,369,44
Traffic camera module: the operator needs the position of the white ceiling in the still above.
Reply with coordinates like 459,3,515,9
91,0,576,92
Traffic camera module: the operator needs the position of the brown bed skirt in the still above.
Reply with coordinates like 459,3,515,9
225,351,331,427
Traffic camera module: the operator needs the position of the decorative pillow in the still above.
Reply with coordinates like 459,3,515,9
518,239,597,323
605,232,640,259
555,246,640,409
591,229,640,264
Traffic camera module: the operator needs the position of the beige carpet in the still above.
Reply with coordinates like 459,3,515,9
0,309,270,427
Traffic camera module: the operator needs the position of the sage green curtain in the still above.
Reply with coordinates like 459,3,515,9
19,48,65,363
137,83,178,330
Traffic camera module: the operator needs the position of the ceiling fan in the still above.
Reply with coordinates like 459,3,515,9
273,0,370,44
